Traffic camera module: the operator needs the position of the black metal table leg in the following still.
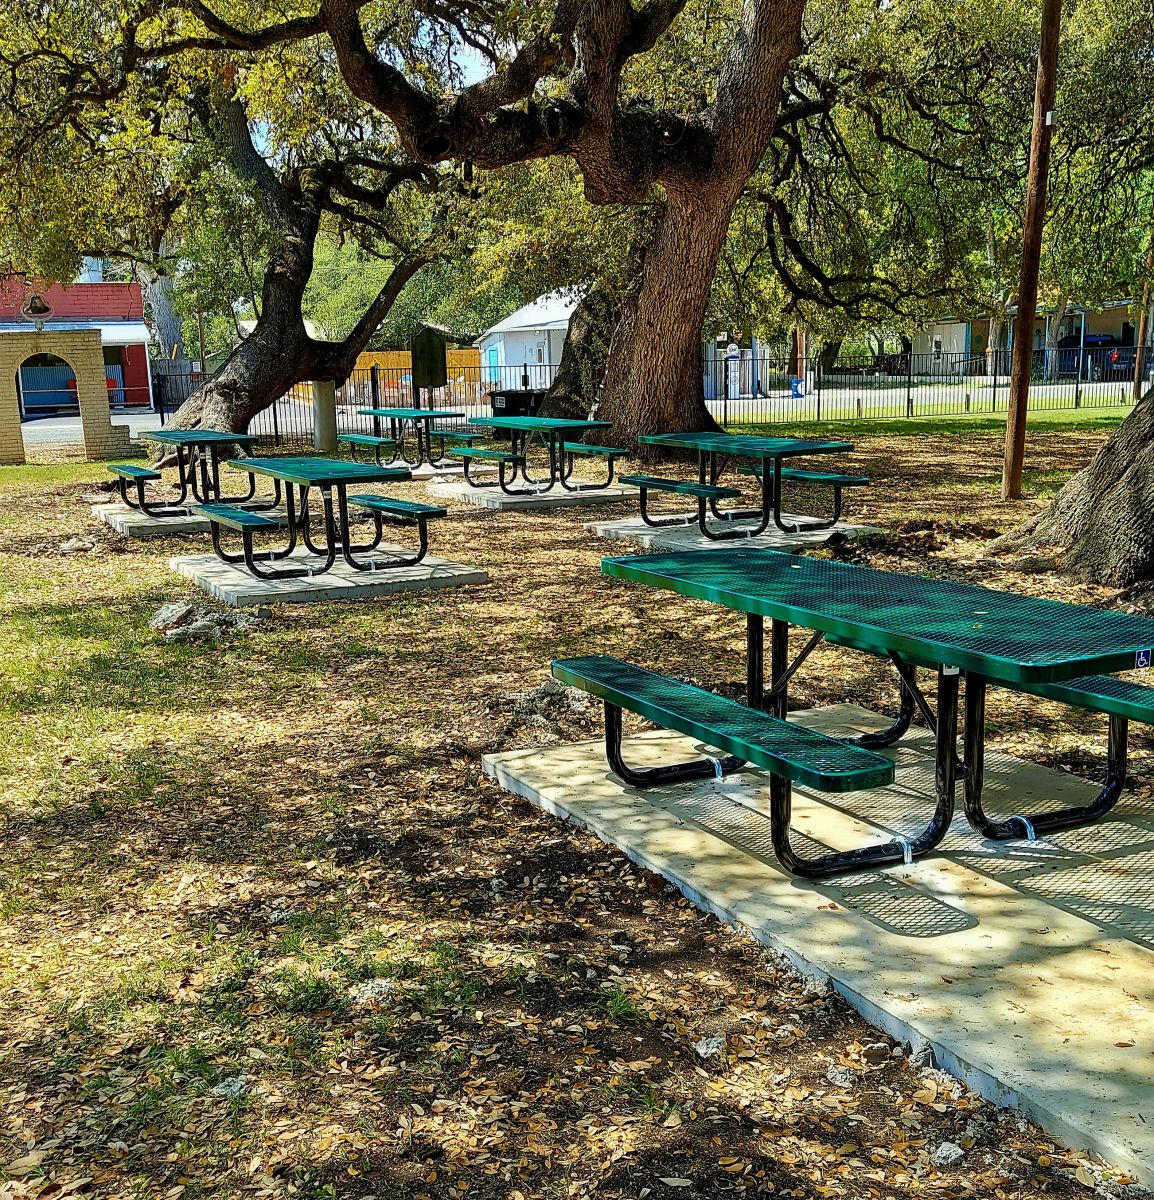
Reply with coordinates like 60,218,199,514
755,616,957,877
172,446,192,506
960,673,1127,840
694,451,768,540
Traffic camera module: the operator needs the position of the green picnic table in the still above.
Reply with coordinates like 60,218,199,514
124,428,263,516
593,547,1154,876
462,415,617,494
629,431,861,539
194,455,433,578
356,407,466,467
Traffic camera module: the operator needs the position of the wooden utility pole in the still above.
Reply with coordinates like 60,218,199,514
1002,0,1063,500
1133,233,1153,402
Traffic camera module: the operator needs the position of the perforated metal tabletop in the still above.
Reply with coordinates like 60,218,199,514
226,457,410,487
638,432,853,458
141,429,257,446
357,408,464,421
603,548,1154,685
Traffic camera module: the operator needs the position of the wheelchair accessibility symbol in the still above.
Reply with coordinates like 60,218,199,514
1137,649,1153,669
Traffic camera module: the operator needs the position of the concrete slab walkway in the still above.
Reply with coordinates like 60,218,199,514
171,549,488,606
484,704,1154,1183
94,503,290,538
428,480,633,512
584,511,877,551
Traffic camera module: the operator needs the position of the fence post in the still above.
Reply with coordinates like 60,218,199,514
905,352,914,418
271,398,280,447
370,364,381,437
991,351,999,412
814,355,822,422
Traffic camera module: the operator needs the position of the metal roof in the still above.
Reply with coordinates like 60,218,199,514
0,319,151,345
479,290,580,339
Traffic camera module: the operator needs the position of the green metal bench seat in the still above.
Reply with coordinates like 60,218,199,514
437,430,485,442
620,474,753,535
344,494,445,565
620,475,741,500
346,495,446,521
739,465,870,487
193,503,279,531
339,433,396,446
1022,673,1154,723
338,433,398,465
109,463,161,480
552,655,896,878
562,443,630,457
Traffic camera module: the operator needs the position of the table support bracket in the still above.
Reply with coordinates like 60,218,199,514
765,625,958,877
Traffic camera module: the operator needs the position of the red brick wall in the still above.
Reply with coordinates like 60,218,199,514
0,275,144,321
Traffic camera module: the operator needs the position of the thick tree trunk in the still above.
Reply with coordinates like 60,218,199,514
165,317,313,432
599,192,734,453
818,339,843,372
539,285,619,420
165,251,429,434
993,385,1154,584
1043,296,1069,382
136,265,189,369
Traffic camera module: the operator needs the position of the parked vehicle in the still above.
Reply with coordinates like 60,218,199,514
1053,333,1133,381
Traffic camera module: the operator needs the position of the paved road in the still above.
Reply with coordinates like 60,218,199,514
20,411,163,445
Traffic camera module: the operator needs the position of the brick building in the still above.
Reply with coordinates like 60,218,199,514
0,273,154,414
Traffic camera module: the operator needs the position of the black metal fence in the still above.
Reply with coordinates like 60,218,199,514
706,346,1151,426
154,345,1149,447
156,363,559,448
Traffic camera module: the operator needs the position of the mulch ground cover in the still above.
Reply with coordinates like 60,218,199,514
0,421,1148,1200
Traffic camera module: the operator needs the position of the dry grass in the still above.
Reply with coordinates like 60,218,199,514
0,417,1146,1200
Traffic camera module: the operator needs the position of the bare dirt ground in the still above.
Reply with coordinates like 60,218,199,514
0,420,1147,1200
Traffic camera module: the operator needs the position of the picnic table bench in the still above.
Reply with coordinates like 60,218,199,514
111,429,265,517
193,457,442,578
462,416,619,495
628,432,862,540
567,547,1154,878
356,407,466,468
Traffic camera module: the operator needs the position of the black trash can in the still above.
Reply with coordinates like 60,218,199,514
488,388,547,439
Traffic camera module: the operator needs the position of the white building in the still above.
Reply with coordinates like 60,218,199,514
475,290,579,382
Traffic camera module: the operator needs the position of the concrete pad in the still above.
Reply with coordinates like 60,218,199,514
94,503,289,538
428,480,633,511
407,461,466,481
584,510,878,550
170,548,488,606
484,705,1154,1183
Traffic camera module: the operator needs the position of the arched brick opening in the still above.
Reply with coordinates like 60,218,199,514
0,330,131,465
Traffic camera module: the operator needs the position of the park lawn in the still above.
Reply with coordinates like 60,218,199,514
0,421,1145,1200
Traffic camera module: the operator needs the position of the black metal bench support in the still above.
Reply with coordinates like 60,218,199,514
559,450,622,492
336,490,431,570
961,674,1128,840
603,703,745,787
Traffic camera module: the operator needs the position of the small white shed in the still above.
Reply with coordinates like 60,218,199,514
475,291,579,378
